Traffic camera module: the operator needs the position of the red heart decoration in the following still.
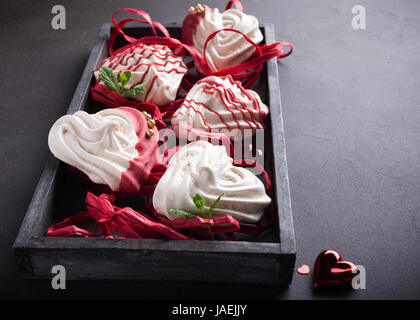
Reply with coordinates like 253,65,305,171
313,250,359,288
297,264,311,275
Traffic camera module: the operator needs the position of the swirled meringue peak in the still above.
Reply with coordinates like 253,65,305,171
182,5,263,72
48,107,159,193
152,140,271,223
171,75,268,139
94,44,188,105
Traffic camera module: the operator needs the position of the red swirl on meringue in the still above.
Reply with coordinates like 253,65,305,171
182,5,263,72
94,44,188,105
48,107,159,193
171,75,268,139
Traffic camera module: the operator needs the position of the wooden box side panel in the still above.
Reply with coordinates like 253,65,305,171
264,24,296,254
17,247,294,284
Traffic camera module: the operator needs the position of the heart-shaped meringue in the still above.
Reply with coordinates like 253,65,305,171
48,107,159,192
182,5,263,72
94,44,188,105
171,75,268,139
152,140,271,223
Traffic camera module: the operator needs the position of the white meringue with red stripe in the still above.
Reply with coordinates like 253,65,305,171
152,140,271,223
171,75,268,139
48,107,159,192
182,6,263,72
94,44,187,105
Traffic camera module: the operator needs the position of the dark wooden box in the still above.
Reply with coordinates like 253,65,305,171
13,23,296,284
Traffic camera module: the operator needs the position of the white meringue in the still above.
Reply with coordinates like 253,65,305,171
152,140,271,223
48,108,141,191
171,75,268,139
94,44,187,105
192,7,263,72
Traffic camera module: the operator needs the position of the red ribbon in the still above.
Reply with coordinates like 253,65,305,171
109,8,171,56
50,1,285,240
200,28,263,88
90,83,182,129
96,3,293,111
48,124,274,240
111,35,211,75
145,196,241,236
47,192,192,240
225,0,243,11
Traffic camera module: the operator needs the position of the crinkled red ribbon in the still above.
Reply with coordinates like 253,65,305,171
97,3,293,110
90,83,179,129
200,28,262,88
225,0,243,11
50,1,284,240
109,8,171,56
144,196,241,236
144,159,274,237
47,161,272,240
198,28,293,89
48,124,274,240
47,192,192,240
47,187,241,240
110,35,211,75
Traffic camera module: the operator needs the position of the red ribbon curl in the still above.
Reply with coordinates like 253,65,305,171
91,3,293,114
50,1,284,241
47,124,274,240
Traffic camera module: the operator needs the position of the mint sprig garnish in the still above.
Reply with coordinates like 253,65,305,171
169,193,225,241
118,71,130,88
99,67,120,93
168,209,197,218
208,193,224,218
193,194,206,217
121,87,146,98
99,67,146,98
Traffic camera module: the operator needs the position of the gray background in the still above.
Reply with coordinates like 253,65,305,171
0,0,419,299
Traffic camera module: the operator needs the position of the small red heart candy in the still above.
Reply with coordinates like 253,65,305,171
313,250,359,288
297,264,310,275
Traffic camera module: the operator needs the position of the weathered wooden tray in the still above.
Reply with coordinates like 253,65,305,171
13,23,296,284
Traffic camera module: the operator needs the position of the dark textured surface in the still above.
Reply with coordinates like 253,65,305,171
0,0,419,299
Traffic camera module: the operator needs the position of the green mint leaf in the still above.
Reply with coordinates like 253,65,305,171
99,67,120,93
208,193,224,218
121,86,146,98
193,194,207,218
119,73,127,88
191,193,215,240
169,209,197,218
123,71,131,82
119,71,132,88
192,194,205,211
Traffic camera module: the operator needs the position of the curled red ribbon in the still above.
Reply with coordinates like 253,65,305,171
225,0,243,11
200,28,263,88
90,82,182,126
109,8,171,55
47,192,192,240
52,1,285,240
97,3,293,110
47,124,274,240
